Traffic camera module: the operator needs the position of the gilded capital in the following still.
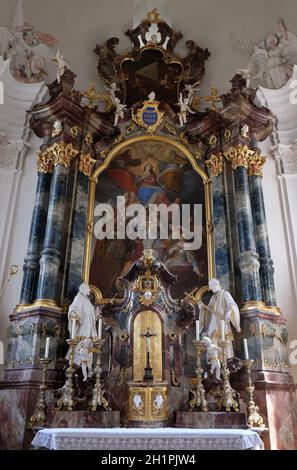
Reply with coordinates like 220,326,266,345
37,150,54,174
224,144,255,170
205,153,224,177
79,152,97,178
248,153,266,177
49,142,79,168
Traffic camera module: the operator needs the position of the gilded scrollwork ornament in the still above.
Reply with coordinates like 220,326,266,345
206,153,224,178
248,153,266,177
79,152,97,178
49,142,79,168
37,149,54,174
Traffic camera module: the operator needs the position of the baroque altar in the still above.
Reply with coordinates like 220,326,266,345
0,9,296,450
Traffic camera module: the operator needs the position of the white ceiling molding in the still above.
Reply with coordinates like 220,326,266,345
257,65,297,146
0,59,47,149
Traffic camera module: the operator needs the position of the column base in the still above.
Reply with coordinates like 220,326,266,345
241,301,282,316
234,307,297,449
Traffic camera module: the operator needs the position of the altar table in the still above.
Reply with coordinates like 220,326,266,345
32,427,263,450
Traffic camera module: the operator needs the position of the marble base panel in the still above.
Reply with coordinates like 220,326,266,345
48,410,121,428
234,370,297,450
0,386,39,450
0,364,64,449
175,412,248,429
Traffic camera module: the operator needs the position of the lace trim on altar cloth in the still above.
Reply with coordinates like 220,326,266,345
32,428,263,451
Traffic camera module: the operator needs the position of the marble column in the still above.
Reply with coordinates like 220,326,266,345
225,145,262,302
248,155,276,306
206,154,231,289
36,142,78,304
20,152,53,304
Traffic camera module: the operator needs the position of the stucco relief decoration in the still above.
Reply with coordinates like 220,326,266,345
274,142,297,175
233,18,297,89
0,132,22,170
0,0,57,83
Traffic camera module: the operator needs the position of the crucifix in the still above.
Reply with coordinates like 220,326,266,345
141,330,157,382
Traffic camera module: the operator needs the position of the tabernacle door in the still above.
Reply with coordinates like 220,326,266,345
133,310,162,382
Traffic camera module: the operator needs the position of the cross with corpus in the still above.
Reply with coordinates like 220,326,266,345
140,329,157,382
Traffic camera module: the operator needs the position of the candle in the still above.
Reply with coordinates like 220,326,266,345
220,320,225,342
71,318,76,339
98,318,103,339
243,338,249,360
195,320,200,341
45,337,50,359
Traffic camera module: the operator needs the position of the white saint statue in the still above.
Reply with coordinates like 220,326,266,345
66,283,98,367
68,283,98,340
198,278,241,359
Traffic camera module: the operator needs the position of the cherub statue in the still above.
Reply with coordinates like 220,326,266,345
177,93,195,127
113,96,127,126
52,119,62,137
240,124,249,138
148,91,156,102
53,49,69,84
105,82,119,105
184,81,200,105
76,338,94,382
202,336,221,381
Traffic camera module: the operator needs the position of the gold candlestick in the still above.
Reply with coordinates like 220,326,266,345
217,340,239,412
189,340,208,412
56,338,79,411
29,358,51,427
90,339,109,411
243,359,265,428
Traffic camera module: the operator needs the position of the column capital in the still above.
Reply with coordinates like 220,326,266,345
224,144,256,170
37,149,54,174
248,153,266,177
205,153,224,178
79,152,97,178
49,142,79,168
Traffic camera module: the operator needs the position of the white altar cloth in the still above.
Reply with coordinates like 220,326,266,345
32,428,263,451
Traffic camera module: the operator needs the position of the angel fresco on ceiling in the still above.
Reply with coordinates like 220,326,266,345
0,0,57,83
234,18,297,89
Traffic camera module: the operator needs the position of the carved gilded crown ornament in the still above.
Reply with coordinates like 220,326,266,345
133,249,161,306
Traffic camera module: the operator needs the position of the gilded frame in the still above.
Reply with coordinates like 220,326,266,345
82,135,214,303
